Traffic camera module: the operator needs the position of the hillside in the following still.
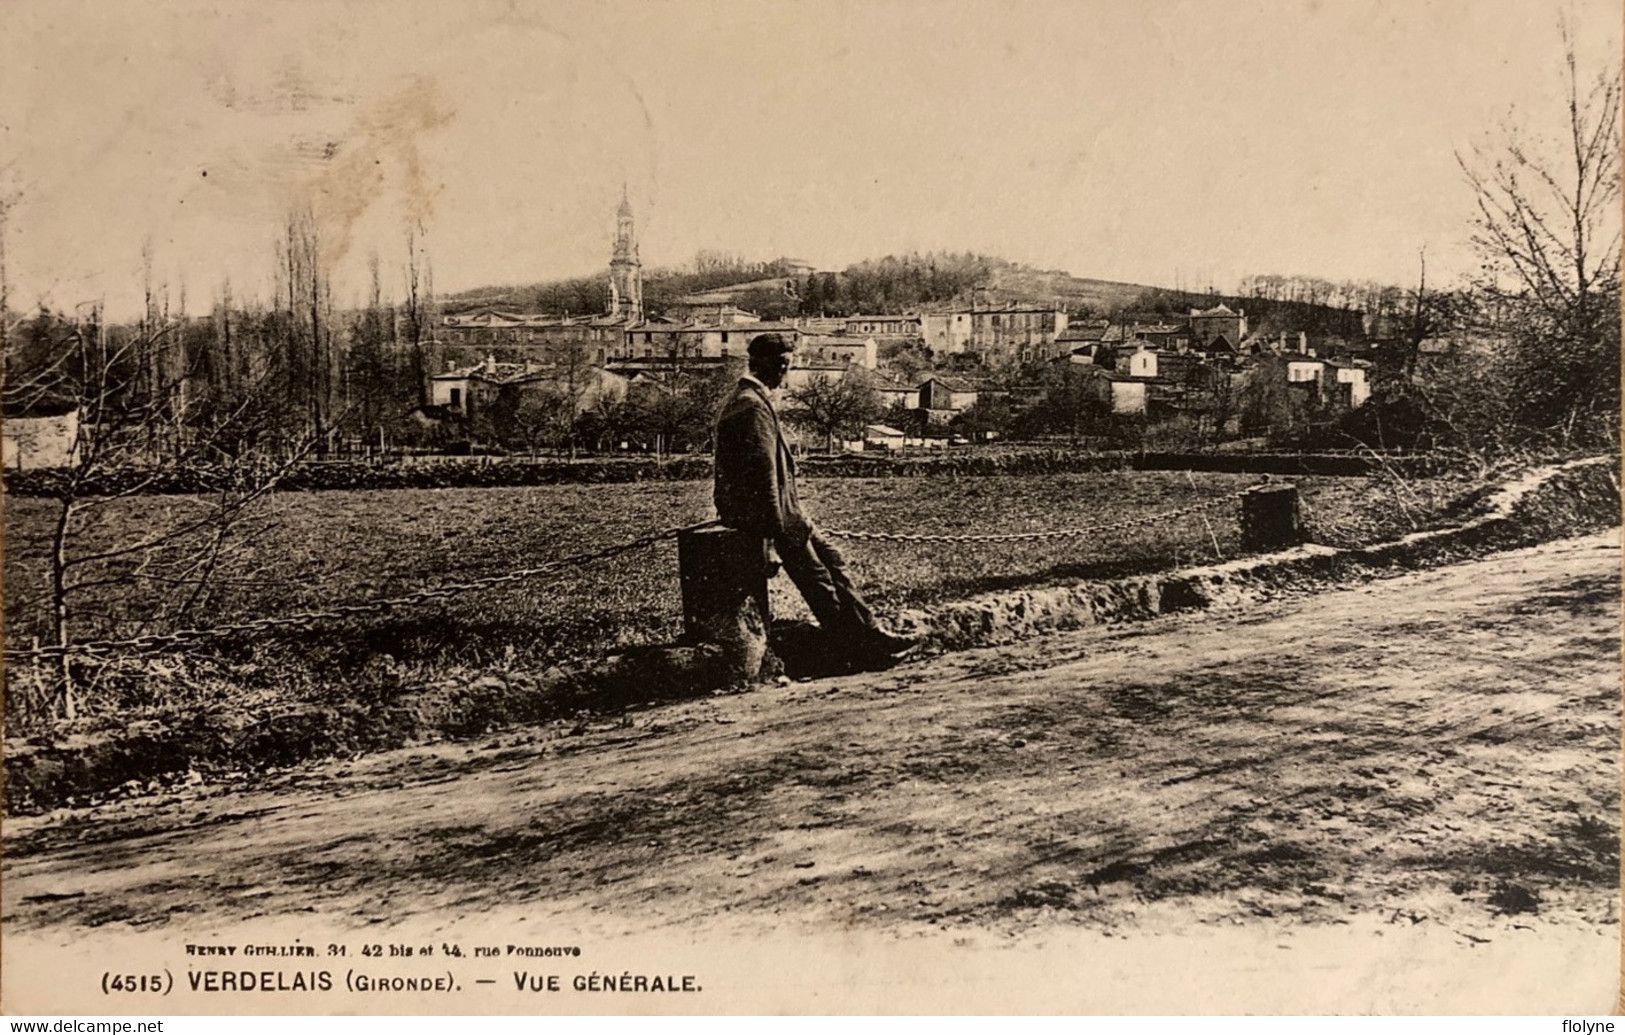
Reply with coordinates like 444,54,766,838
443,256,1371,340
446,253,1161,319
975,264,1157,313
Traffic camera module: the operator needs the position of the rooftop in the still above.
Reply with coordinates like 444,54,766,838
801,334,874,347
432,361,556,385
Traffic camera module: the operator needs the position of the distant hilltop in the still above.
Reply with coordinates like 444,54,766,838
445,251,1163,322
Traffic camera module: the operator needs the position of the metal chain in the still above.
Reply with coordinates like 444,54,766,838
821,482,1265,544
10,520,722,665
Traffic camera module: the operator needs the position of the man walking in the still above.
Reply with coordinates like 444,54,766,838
713,332,916,667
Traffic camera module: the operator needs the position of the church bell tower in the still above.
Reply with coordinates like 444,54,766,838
608,185,643,322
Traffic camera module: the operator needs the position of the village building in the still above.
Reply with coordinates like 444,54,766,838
618,316,688,358
679,321,800,359
1063,337,1245,419
918,375,980,412
663,302,762,325
1281,351,1327,385
1130,322,1192,352
870,374,923,411
861,424,908,450
1259,349,1373,409
1198,330,1241,362
615,310,800,362
782,358,853,391
441,309,590,345
798,334,878,370
1073,365,1152,415
920,310,973,354
1324,360,1372,407
430,356,628,424
438,310,625,365
843,314,923,344
439,195,652,364
2,393,80,469
965,304,1070,362
430,357,547,420
604,354,734,386
786,315,849,337
1188,303,1248,350
1054,318,1111,358
1115,343,1213,385
1123,344,1157,379
607,187,644,323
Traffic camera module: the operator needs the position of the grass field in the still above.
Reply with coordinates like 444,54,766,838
3,470,1472,727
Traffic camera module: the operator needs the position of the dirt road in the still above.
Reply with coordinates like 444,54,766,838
4,531,1619,1013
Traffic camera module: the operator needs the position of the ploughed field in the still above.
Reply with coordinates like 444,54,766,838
3,470,1468,726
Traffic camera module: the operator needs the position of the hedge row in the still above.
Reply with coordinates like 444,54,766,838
2,449,1443,497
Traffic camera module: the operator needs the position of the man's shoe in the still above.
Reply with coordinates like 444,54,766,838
864,629,918,657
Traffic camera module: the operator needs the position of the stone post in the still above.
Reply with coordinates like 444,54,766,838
678,526,773,682
1239,483,1302,553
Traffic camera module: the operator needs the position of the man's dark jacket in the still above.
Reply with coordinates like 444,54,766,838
713,377,809,542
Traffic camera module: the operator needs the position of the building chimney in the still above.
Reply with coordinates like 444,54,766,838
1299,331,1310,356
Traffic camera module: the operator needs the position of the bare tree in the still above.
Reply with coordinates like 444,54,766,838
784,371,881,453
579,384,635,452
547,336,599,457
510,386,572,455
344,251,393,448
1457,19,1621,448
6,286,316,722
274,206,340,456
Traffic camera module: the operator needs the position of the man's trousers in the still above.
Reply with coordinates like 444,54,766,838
771,529,880,641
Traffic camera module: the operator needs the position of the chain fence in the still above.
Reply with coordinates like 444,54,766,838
9,480,1271,667
821,483,1262,544
8,519,723,666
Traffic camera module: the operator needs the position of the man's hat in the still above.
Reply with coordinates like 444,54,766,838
747,332,795,359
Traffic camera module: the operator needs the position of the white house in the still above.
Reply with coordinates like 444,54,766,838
1109,378,1148,414
1282,353,1327,384
1325,361,1371,407
1127,344,1159,379
3,406,80,469
862,424,907,450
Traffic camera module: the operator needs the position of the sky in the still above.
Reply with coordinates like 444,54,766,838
1,0,1620,319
